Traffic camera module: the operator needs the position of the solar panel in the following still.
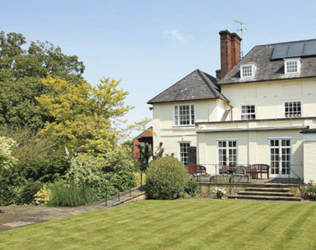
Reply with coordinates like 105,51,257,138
303,41,316,56
287,42,305,57
271,41,316,59
271,44,289,59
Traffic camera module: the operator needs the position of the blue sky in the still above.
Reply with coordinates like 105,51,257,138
2,0,316,138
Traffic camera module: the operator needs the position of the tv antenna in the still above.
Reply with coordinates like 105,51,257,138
234,19,247,58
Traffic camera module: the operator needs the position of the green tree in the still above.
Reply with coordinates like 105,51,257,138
36,76,132,153
0,31,85,130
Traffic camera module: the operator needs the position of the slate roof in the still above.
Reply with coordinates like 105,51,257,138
219,39,316,85
148,69,228,104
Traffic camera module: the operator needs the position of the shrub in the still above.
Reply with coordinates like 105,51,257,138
146,156,188,200
97,170,137,199
33,184,51,205
0,172,43,206
185,180,199,196
0,136,17,173
302,180,316,199
134,172,146,186
48,180,97,207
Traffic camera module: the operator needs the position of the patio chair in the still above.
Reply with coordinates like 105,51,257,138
236,165,246,175
219,165,229,174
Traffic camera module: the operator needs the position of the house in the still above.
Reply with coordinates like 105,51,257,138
133,127,153,162
148,30,316,182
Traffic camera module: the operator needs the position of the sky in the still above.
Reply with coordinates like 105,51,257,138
1,0,316,138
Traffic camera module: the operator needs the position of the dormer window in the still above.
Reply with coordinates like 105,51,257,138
284,58,301,74
241,64,256,78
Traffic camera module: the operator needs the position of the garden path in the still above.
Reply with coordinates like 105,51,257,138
0,186,145,232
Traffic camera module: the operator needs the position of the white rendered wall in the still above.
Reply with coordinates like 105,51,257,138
221,78,316,121
303,134,316,182
152,100,220,161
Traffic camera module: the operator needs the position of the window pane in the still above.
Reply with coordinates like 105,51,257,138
240,105,256,120
284,101,301,118
179,143,190,165
175,105,195,125
218,140,237,167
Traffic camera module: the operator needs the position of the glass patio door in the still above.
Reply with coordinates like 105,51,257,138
269,139,291,177
218,140,237,167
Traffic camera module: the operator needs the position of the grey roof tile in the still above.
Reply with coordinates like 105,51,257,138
219,39,316,85
148,69,228,104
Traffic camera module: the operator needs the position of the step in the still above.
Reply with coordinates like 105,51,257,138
228,195,301,201
237,191,294,196
245,187,290,192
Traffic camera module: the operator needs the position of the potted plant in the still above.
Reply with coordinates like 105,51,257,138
213,187,226,199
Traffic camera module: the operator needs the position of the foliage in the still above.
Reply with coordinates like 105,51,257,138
184,180,199,196
65,154,137,199
213,187,226,197
65,154,104,188
0,136,17,173
47,180,97,207
146,156,188,200
0,31,145,207
153,142,165,159
0,31,85,130
137,143,153,171
0,176,43,205
20,151,69,183
33,184,51,205
98,170,137,198
0,126,56,164
0,126,68,183
134,172,146,186
35,76,132,152
301,180,316,199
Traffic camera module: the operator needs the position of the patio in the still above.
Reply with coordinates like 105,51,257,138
187,164,304,185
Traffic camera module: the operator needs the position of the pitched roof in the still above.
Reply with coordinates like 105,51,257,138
148,69,228,104
219,39,316,85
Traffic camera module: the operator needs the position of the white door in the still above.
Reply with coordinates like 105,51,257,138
218,140,237,167
269,139,291,178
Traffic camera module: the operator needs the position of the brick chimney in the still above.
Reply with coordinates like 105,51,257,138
216,30,242,80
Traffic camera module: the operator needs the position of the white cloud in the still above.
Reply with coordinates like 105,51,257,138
164,30,193,42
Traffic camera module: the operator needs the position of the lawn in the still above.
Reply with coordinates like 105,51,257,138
1,199,316,250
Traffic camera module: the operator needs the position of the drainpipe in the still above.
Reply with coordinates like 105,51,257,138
228,102,233,121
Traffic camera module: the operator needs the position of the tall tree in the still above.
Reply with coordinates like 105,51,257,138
36,76,132,152
0,31,85,130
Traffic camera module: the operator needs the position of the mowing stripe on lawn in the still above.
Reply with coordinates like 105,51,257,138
1,200,316,250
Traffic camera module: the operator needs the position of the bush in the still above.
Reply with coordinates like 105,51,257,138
33,184,51,205
134,172,146,186
185,180,199,196
96,170,137,199
0,169,43,206
302,180,316,199
48,180,97,207
146,156,188,200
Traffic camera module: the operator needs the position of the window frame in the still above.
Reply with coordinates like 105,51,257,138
283,101,302,118
179,142,190,165
268,137,292,177
217,139,238,168
284,58,301,74
239,104,257,120
240,64,256,78
173,104,195,126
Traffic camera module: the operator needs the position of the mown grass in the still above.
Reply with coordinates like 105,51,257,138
1,199,316,250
